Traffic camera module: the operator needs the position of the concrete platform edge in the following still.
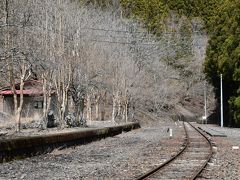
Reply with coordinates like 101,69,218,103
0,122,140,163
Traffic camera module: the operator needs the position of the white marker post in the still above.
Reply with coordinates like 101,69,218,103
202,116,206,124
169,128,172,138
220,74,223,128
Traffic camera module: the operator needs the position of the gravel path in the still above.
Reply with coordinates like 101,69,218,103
197,124,240,180
0,120,184,179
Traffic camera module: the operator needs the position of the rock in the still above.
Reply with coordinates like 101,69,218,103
20,174,26,179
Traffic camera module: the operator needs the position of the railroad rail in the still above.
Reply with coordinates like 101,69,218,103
137,121,213,180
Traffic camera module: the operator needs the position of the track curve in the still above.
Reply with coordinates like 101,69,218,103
137,121,213,180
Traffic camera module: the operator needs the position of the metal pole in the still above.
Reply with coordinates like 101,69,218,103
220,74,223,127
204,81,207,124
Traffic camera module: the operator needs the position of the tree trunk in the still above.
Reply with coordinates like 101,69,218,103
43,75,52,128
95,94,100,121
86,93,92,124
124,99,128,122
76,104,80,125
117,91,122,117
46,84,52,115
60,81,66,128
55,63,71,129
43,76,47,125
54,70,63,127
5,0,18,121
79,98,85,126
112,93,117,123
15,73,25,132
101,91,106,121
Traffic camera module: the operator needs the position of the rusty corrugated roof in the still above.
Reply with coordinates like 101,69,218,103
0,89,44,95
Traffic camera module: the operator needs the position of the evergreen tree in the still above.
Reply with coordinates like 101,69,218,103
205,0,240,125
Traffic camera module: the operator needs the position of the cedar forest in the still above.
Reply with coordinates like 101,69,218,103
120,0,240,125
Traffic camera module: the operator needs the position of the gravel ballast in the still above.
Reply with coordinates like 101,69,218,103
1,120,240,179
0,120,184,179
197,124,240,179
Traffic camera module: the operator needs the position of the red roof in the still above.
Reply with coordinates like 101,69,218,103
0,80,56,96
0,80,43,91
0,89,44,95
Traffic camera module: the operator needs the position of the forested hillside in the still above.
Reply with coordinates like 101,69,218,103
2,0,238,131
119,0,240,125
81,0,216,107
205,0,240,125
1,0,210,131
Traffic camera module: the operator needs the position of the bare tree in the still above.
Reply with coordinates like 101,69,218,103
0,0,214,129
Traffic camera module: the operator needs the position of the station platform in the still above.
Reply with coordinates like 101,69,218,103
0,122,140,163
198,126,227,137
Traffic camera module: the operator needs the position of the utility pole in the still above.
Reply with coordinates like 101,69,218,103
220,74,223,127
204,81,207,124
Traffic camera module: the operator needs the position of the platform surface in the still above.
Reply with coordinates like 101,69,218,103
0,122,140,163
198,126,227,137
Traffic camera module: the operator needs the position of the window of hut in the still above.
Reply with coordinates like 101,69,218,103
34,101,43,109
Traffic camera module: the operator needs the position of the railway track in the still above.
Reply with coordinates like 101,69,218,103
137,121,213,180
